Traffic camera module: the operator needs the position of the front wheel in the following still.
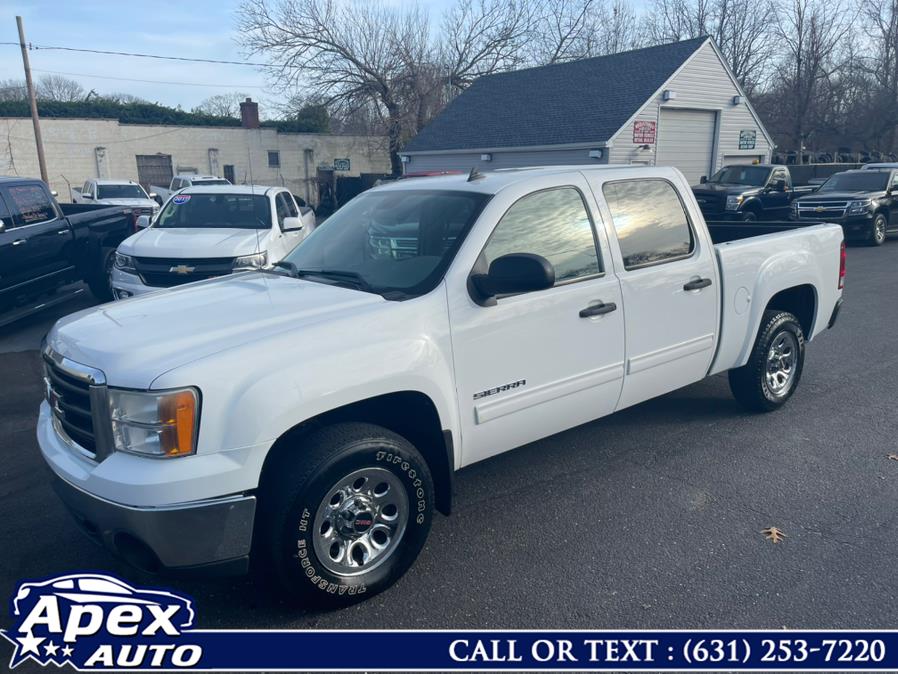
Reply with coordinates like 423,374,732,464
86,248,115,302
728,310,805,412
740,210,759,222
868,213,887,246
254,422,434,607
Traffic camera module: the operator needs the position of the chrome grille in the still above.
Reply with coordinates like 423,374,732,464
797,200,848,220
42,348,112,461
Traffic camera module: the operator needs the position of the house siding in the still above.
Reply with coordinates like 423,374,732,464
609,41,771,172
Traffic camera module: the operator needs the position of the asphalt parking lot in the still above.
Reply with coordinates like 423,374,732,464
1,242,896,652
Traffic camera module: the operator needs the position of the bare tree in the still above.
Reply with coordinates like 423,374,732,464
0,78,27,102
598,0,642,55
193,92,252,117
36,74,85,102
528,0,602,64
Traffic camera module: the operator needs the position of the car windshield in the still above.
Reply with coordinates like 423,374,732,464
97,184,147,199
281,189,490,299
818,172,889,192
155,193,271,229
707,166,771,186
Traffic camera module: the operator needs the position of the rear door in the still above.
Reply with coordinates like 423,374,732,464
0,184,73,290
590,175,719,410
448,177,626,466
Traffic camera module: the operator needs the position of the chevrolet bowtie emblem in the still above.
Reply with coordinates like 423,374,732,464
170,265,196,274
815,206,825,212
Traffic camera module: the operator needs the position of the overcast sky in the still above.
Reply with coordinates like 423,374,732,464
0,0,454,115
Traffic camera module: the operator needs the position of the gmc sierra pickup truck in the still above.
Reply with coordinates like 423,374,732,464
692,164,816,221
0,177,135,327
38,166,844,607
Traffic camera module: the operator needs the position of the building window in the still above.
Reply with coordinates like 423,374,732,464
268,151,280,168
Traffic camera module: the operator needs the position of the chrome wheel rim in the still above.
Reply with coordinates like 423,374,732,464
312,467,408,577
875,218,886,243
765,331,798,395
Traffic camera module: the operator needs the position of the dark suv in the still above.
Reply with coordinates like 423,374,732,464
791,169,898,246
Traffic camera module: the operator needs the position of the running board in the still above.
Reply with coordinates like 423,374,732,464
0,286,86,329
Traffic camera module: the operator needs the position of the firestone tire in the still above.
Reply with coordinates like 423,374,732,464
728,310,805,413
254,422,434,608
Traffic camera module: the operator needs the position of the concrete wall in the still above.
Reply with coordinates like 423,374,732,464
608,41,772,171
0,117,390,206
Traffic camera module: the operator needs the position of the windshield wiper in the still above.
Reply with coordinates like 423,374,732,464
271,260,299,278
295,268,372,292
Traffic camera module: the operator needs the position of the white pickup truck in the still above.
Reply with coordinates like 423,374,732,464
38,166,844,607
71,179,159,219
109,185,314,298
150,174,231,205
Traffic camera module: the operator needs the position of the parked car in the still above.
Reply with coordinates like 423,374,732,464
150,174,230,205
38,166,843,607
0,177,136,326
861,162,898,170
110,185,314,298
71,180,159,223
791,168,898,245
691,164,816,221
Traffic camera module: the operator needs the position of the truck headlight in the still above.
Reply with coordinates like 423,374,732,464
847,199,873,215
725,195,744,211
108,387,199,458
233,252,267,271
114,252,136,273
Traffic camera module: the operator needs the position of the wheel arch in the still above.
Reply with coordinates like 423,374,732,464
763,283,817,337
259,391,454,516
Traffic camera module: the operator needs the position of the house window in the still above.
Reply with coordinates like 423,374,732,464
268,151,280,168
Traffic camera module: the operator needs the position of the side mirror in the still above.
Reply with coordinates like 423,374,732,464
0,218,5,233
135,215,151,229
699,175,707,184
83,193,92,200
149,192,158,199
772,179,786,191
471,253,555,303
282,216,304,231
50,189,58,198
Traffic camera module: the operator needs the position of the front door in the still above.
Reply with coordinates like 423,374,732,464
761,167,791,219
593,176,718,410
448,180,626,466
269,192,306,261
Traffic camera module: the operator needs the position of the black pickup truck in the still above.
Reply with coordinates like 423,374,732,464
691,164,817,221
791,168,898,246
0,177,135,327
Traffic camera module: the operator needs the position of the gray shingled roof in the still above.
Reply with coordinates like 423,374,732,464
404,37,709,153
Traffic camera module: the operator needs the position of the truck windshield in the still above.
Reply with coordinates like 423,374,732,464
818,172,889,192
155,193,271,229
707,166,771,186
97,184,147,199
192,179,230,186
281,189,490,299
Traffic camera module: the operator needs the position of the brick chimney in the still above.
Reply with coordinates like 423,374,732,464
239,97,260,129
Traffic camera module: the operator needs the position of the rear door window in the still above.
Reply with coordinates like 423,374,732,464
603,179,694,270
5,184,57,227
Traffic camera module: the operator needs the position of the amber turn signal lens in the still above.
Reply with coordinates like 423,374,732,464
158,389,197,457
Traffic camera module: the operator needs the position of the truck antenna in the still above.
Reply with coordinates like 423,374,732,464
467,167,486,182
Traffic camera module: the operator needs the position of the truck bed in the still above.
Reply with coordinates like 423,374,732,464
706,220,824,244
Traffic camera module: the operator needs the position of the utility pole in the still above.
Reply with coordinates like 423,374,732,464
16,15,48,183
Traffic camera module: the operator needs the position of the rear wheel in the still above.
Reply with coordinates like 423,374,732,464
729,310,805,412
868,213,887,246
254,422,434,607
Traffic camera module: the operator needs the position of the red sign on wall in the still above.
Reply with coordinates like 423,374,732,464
633,120,657,144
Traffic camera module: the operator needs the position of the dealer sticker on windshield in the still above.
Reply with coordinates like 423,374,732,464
172,195,191,205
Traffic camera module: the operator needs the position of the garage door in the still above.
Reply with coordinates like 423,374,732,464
656,109,717,184
136,154,173,191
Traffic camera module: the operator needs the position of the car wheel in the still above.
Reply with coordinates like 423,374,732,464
87,249,115,302
740,210,759,222
254,422,434,607
728,310,805,412
868,213,887,246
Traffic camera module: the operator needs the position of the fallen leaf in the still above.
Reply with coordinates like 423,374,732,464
888,454,898,461
762,527,786,543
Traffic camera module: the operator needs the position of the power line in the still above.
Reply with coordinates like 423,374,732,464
30,67,267,90
0,41,273,67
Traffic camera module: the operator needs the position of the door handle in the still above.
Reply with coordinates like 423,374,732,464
12,239,26,246
579,301,617,318
684,278,712,291
57,229,69,235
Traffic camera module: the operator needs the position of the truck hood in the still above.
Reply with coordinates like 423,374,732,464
46,273,384,389
692,183,762,197
796,190,886,202
96,198,158,209
118,227,271,259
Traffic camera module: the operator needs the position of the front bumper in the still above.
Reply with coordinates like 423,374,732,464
110,268,163,299
51,473,255,575
796,214,874,239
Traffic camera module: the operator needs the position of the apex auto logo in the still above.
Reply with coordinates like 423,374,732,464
1,573,200,669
